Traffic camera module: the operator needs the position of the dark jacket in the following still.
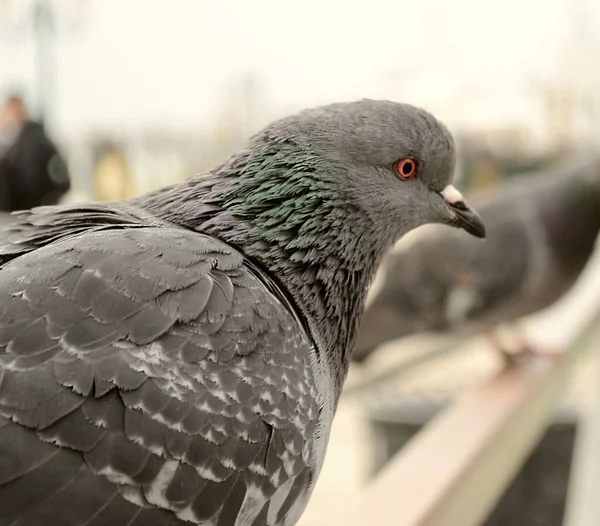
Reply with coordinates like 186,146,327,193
0,121,71,212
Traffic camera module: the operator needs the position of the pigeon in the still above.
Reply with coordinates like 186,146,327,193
0,99,485,526
353,154,600,364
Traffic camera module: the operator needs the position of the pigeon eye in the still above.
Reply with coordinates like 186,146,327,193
395,158,417,179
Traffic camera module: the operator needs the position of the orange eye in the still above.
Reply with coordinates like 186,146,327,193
396,158,417,179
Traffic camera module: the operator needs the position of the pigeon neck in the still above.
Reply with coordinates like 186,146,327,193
138,145,392,392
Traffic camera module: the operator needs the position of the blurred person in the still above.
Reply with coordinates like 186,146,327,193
0,93,71,212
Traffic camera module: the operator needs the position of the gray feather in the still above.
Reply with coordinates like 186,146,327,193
0,228,319,525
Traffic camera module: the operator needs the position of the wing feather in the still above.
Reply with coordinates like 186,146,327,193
0,227,320,525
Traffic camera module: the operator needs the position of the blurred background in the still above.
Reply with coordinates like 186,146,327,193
1,0,600,204
2,1,600,525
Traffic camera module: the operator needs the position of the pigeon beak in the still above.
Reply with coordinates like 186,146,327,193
440,185,486,239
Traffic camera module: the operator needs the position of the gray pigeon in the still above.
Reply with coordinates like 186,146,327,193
353,154,600,364
0,99,484,526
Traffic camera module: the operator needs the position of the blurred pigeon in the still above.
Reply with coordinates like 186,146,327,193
353,154,600,364
0,100,484,526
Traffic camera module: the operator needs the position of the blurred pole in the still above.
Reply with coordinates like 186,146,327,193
556,0,600,150
240,72,263,137
32,0,55,131
0,0,87,135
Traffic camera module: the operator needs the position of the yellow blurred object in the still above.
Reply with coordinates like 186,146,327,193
92,148,136,201
471,159,501,190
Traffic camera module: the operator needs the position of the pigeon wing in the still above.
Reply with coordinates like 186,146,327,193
0,227,319,526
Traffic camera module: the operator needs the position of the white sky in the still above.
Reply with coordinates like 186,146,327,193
1,0,598,137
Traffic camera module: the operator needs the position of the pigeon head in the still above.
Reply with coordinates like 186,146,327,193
141,99,485,385
248,99,486,244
